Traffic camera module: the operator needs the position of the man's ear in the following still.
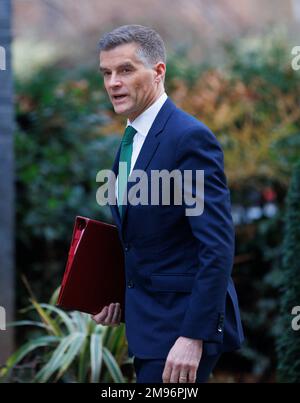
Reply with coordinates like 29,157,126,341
154,62,166,83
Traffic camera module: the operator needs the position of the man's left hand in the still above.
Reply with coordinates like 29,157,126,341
162,337,203,383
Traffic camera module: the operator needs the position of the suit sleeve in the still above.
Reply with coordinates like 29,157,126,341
175,125,235,343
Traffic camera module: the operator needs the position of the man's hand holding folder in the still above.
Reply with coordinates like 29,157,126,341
92,302,122,326
57,216,125,323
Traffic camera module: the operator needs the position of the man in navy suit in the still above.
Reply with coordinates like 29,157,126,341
92,24,244,383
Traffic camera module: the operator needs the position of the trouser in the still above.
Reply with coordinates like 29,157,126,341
133,354,221,383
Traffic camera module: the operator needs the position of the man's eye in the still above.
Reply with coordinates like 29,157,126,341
122,69,131,73
103,72,111,77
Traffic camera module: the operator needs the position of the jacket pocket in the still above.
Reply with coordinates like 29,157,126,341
150,273,195,293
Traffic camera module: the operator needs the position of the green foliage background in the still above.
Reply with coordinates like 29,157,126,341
276,162,300,383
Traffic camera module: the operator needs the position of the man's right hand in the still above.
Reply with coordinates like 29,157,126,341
91,302,121,326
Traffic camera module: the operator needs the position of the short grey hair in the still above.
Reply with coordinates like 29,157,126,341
98,24,166,67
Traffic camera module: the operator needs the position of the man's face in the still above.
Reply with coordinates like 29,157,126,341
99,43,164,121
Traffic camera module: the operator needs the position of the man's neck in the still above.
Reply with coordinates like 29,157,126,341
128,87,165,123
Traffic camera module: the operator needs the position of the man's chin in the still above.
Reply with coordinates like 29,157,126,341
113,105,131,116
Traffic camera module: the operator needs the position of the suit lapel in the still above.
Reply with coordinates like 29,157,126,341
120,98,176,226
110,145,122,229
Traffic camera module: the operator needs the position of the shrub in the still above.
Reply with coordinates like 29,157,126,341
276,162,300,383
1,287,131,383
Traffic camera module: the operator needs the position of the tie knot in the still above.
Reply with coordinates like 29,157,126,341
122,125,137,145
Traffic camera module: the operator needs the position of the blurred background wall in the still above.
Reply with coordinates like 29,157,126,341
12,0,300,75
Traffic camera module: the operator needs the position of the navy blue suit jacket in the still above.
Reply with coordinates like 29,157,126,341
109,97,244,358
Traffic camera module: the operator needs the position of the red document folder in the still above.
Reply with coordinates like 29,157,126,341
57,216,125,322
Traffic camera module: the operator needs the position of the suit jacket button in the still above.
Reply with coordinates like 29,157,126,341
128,280,134,288
217,313,224,333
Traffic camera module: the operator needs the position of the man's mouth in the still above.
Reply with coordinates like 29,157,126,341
112,94,128,102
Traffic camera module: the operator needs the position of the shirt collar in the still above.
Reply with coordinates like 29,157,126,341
126,92,168,137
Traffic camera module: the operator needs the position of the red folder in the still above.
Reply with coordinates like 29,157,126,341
57,216,125,322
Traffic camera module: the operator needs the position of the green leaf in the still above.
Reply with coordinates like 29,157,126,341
34,333,82,383
6,320,48,329
90,328,103,383
102,347,125,383
70,311,88,333
38,303,76,334
0,336,59,379
49,286,61,306
112,325,127,362
55,333,86,381
30,299,61,337
78,337,90,383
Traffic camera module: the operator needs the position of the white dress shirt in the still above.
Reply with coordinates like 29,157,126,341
116,92,168,203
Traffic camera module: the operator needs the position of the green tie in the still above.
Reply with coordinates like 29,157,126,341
118,125,137,218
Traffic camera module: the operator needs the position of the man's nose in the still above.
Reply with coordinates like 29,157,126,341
108,73,122,89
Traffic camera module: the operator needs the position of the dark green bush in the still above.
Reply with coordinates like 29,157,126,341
276,162,300,383
15,67,120,306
